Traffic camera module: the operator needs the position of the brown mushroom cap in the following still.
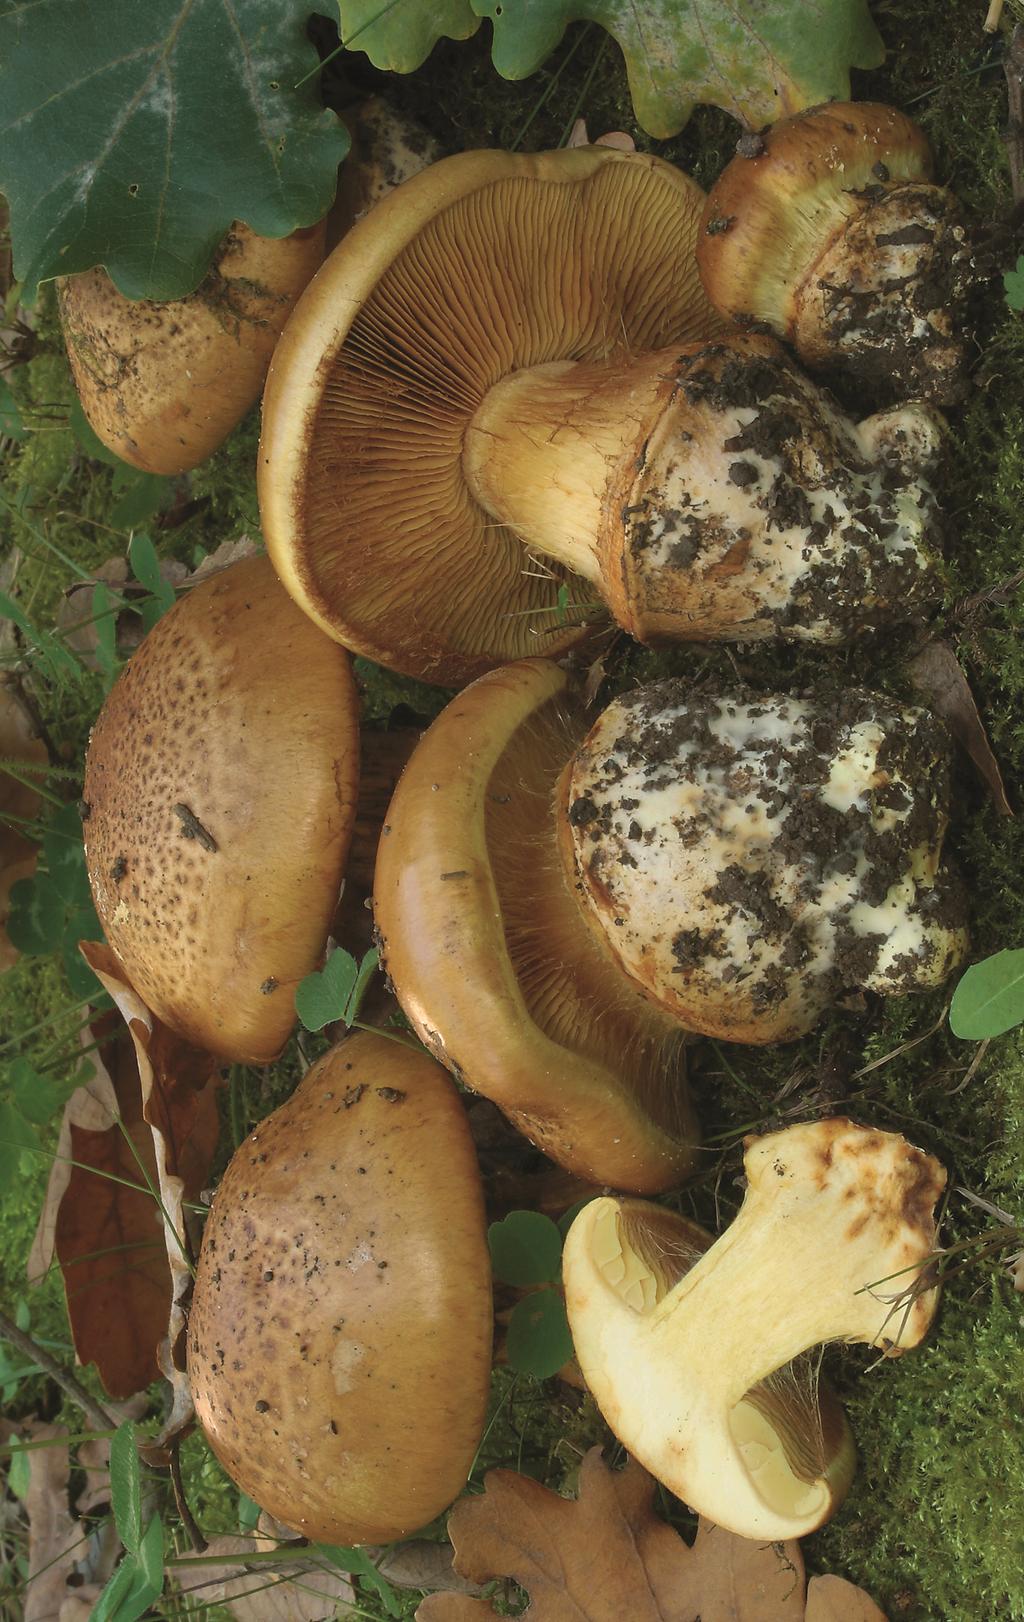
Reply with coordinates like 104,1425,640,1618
83,553,359,1063
260,146,716,685
187,1031,493,1544
372,658,697,1193
696,103,971,399
59,221,326,475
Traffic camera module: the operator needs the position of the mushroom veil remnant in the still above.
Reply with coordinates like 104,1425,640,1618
696,103,974,402
83,553,360,1063
563,1118,946,1540
187,1032,492,1544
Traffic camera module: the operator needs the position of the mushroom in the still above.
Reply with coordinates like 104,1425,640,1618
696,103,975,402
560,679,969,1042
374,662,968,1184
372,659,697,1195
259,145,719,684
562,1117,946,1539
326,97,442,251
187,1030,493,1544
82,552,360,1063
260,144,950,678
58,221,327,475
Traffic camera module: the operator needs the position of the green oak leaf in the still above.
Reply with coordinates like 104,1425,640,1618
475,0,885,135
336,0,479,74
0,0,350,300
506,1287,574,1378
950,949,1024,1041
488,1211,563,1287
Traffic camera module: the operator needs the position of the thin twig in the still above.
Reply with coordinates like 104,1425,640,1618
1005,24,1024,203
169,1435,208,1552
0,1307,116,1431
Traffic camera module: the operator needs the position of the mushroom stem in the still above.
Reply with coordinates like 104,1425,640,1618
563,1119,946,1539
463,348,674,589
463,333,945,645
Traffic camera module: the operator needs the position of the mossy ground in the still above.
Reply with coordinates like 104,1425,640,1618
3,3,1024,1618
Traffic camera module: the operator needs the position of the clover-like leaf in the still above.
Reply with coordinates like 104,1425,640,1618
1005,257,1024,313
506,1288,574,1379
477,0,884,134
0,0,350,299
950,949,1024,1041
295,947,360,1032
42,801,93,909
6,872,65,954
489,1211,563,1287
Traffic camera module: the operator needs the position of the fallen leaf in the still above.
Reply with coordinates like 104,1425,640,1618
22,1421,80,1622
908,640,1013,816
170,1533,357,1620
81,943,221,1443
806,1574,887,1620
379,1541,484,1595
416,1449,887,1621
28,1014,173,1398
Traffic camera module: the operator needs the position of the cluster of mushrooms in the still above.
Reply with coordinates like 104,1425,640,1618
74,99,976,1549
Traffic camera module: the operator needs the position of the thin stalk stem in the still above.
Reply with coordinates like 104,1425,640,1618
0,1307,116,1431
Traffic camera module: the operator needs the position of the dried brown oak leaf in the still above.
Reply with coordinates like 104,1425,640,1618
28,946,219,1407
416,1448,886,1622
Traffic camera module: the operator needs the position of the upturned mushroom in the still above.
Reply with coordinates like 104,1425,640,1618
696,103,974,401
562,1118,946,1540
259,144,721,684
374,662,967,1185
187,1031,492,1544
373,659,697,1194
59,222,327,475
261,145,949,678
82,552,360,1063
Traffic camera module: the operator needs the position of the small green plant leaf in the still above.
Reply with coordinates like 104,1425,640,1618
315,1544,402,1616
337,0,479,73
295,948,360,1032
0,589,81,681
91,1514,164,1622
6,873,65,954
92,581,120,685
1004,257,1024,313
128,534,176,630
10,1057,69,1126
68,397,123,467
488,1211,563,1287
62,907,106,998
0,1100,39,1185
506,1288,574,1379
6,1437,30,1502
42,801,93,908
238,1491,261,1531
0,375,25,439
110,1420,142,1556
0,0,350,300
950,949,1024,1040
111,471,173,531
344,946,380,1024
